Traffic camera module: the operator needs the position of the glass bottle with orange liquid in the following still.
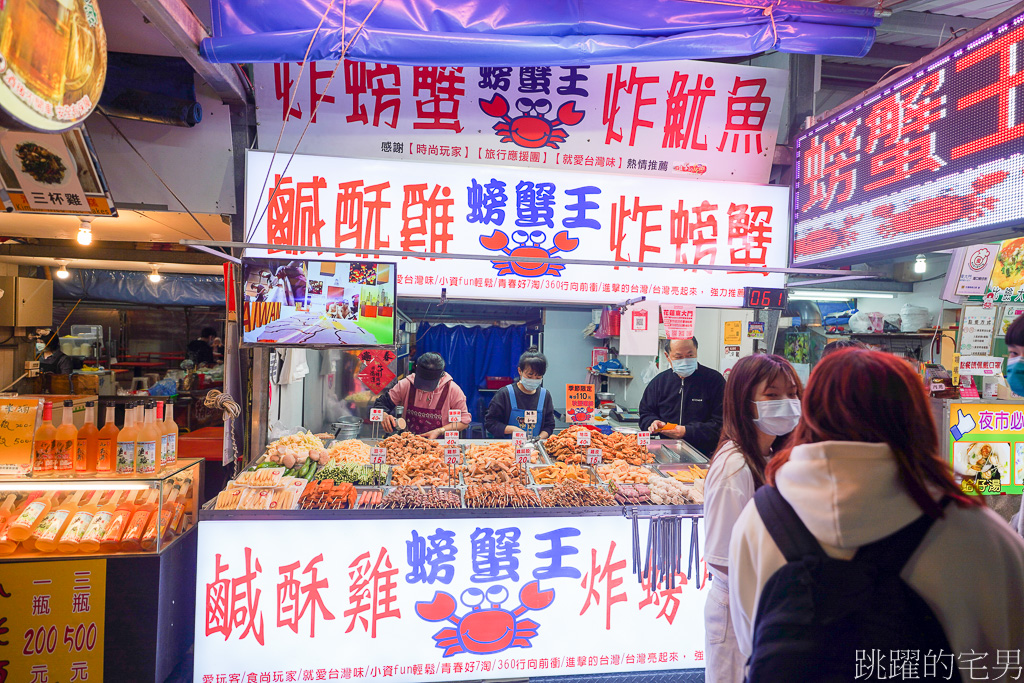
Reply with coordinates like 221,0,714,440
32,400,56,475
141,483,180,551
79,490,126,554
97,490,140,551
35,489,87,553
115,403,139,475
7,490,56,542
135,403,160,475
52,400,77,475
161,402,178,468
0,493,42,555
168,478,193,536
0,494,17,529
119,489,159,552
74,401,99,474
56,490,103,553
96,403,118,473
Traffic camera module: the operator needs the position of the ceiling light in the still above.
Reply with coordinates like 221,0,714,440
789,290,896,301
148,264,162,283
55,260,70,279
77,220,92,245
914,254,927,274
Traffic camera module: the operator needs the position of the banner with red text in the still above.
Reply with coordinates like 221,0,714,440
194,515,708,683
254,60,786,185
244,151,789,307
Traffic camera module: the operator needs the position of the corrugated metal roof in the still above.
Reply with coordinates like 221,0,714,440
885,0,1021,18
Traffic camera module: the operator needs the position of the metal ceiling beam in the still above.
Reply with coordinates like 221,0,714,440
0,241,225,265
820,62,892,87
861,41,933,64
878,10,984,39
128,0,251,105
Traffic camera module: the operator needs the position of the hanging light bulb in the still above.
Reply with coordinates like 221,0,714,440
148,264,162,283
55,260,70,279
914,254,927,274
77,219,92,245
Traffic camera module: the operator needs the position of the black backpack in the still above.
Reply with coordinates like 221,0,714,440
747,485,961,683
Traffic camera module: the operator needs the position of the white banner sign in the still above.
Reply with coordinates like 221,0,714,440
254,60,787,184
958,356,1004,376
244,151,789,306
955,244,998,297
195,516,708,682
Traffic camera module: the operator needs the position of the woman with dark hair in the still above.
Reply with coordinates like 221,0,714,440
703,354,802,683
485,349,556,439
729,349,1024,676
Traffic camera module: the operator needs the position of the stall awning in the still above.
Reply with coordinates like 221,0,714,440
54,270,225,307
200,0,879,66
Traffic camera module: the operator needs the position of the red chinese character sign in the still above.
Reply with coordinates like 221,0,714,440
245,151,789,307
194,516,709,681
254,60,786,185
793,7,1024,266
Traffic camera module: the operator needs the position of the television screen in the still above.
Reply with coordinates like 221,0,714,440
241,258,396,347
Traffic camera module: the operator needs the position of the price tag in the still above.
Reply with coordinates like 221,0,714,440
371,447,386,465
515,447,531,465
448,409,462,423
444,430,459,446
524,410,537,425
930,382,945,393
576,430,591,447
370,408,384,422
444,447,460,465
512,431,527,447
637,431,651,447
586,447,602,465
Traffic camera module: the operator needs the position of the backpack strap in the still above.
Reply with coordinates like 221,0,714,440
753,485,828,562
853,497,952,574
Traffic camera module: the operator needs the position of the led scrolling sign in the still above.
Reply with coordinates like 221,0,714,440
792,8,1024,266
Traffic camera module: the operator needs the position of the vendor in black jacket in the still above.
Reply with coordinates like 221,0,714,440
638,337,725,456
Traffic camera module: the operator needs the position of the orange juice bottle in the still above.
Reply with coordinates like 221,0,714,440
52,400,77,475
0,493,41,554
79,491,126,554
119,490,159,552
0,494,17,529
56,490,102,553
35,489,87,553
141,484,180,551
32,401,56,475
161,402,178,468
168,479,193,535
96,404,119,473
7,490,56,542
135,403,160,475
98,490,140,551
75,401,99,474
115,403,139,475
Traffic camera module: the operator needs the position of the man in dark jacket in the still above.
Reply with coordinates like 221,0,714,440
638,337,725,456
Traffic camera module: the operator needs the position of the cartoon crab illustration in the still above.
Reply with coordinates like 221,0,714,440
793,213,863,257
567,406,594,422
415,581,555,657
872,170,1009,238
479,228,579,277
479,95,584,149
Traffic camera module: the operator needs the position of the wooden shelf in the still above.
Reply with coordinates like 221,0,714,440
598,373,634,379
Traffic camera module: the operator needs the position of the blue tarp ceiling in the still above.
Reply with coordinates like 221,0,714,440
201,0,879,66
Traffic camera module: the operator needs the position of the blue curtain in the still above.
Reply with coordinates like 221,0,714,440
416,323,526,421
201,0,878,65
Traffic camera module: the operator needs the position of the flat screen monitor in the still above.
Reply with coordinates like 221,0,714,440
241,258,396,347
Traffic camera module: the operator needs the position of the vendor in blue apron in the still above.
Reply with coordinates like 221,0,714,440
376,353,471,438
484,349,556,440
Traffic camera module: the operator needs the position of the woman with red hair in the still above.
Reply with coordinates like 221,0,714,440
728,348,1024,678
704,354,802,682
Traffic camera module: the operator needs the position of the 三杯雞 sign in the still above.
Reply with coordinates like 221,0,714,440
254,60,786,185
194,516,709,682
244,151,790,307
792,7,1024,266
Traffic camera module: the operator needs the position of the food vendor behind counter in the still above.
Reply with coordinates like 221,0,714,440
374,352,471,439
38,335,73,376
485,349,556,439
639,337,725,456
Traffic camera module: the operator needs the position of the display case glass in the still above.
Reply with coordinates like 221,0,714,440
0,459,202,559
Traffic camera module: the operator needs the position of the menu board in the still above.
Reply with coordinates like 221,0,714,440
565,384,595,423
958,307,996,356
0,397,43,475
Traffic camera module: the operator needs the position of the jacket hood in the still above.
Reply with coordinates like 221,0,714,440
774,441,929,549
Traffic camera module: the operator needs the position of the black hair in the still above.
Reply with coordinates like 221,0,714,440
662,337,698,355
1007,315,1024,347
415,352,445,373
44,335,61,352
201,327,217,339
821,338,868,357
518,349,547,375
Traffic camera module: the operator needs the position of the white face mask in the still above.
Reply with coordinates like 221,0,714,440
753,398,801,436
35,342,45,353
520,376,542,392
671,358,697,377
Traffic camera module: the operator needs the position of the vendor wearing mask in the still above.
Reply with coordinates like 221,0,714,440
639,337,725,456
38,336,73,376
485,349,556,440
375,352,472,439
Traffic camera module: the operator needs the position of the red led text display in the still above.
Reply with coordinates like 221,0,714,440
792,9,1024,265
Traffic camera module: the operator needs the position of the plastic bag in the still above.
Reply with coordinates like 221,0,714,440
267,421,306,441
900,304,932,332
148,378,178,396
883,314,902,333
641,358,661,384
849,311,872,333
